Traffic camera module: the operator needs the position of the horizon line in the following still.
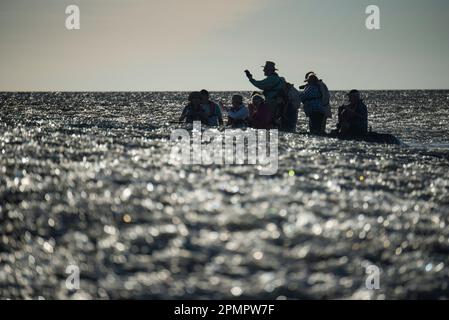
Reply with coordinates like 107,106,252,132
1,88,449,93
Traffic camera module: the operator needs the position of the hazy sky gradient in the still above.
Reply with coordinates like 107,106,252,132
1,0,448,91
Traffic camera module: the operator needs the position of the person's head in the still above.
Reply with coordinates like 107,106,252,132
306,73,319,85
348,89,361,104
305,71,315,81
252,94,264,107
304,71,321,86
200,89,209,104
188,91,202,106
232,94,244,108
262,61,277,76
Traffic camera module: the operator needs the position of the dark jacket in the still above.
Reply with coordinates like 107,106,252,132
181,104,208,124
338,101,368,134
249,103,273,129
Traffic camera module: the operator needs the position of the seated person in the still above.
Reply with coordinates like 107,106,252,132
222,94,249,128
336,89,368,136
248,93,273,129
179,91,208,124
200,89,223,126
248,92,263,118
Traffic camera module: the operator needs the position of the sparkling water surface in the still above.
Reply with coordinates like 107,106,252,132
0,91,448,299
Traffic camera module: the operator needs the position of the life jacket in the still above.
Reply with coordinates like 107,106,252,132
206,101,218,117
185,104,206,123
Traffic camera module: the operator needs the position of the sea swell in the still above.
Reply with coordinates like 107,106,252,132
0,91,448,299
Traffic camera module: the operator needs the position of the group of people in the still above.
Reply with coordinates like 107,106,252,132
179,61,368,136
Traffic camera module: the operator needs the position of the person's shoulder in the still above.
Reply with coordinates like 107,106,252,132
357,101,368,113
320,81,329,89
291,86,301,94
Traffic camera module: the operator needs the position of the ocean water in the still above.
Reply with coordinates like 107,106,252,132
0,91,448,300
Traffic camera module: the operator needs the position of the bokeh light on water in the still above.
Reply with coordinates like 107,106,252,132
0,91,448,299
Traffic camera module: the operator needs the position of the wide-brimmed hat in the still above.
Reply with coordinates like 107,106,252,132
262,61,278,71
305,73,319,83
251,93,265,101
304,71,316,82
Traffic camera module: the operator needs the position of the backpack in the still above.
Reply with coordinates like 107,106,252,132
207,101,217,117
277,78,288,101
319,81,330,107
319,81,332,117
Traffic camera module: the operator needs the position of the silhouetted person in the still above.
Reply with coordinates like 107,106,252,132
300,71,331,132
300,73,326,134
179,92,208,124
221,94,249,128
200,89,223,126
280,82,301,132
248,93,273,129
336,90,368,136
245,61,286,124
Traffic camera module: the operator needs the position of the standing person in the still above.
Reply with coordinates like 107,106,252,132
300,71,331,132
222,94,249,128
336,90,368,136
281,82,301,132
244,61,286,123
179,92,208,124
200,89,223,126
248,93,273,129
300,73,326,134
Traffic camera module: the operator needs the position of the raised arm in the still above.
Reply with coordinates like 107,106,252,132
249,76,279,91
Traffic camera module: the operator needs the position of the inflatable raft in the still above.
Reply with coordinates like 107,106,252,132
327,131,403,145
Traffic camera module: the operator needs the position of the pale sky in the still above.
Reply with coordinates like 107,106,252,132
1,0,448,91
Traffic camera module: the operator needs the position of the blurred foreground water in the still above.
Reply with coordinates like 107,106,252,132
0,91,448,299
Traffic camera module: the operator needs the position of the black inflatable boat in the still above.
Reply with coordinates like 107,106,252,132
327,131,402,145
